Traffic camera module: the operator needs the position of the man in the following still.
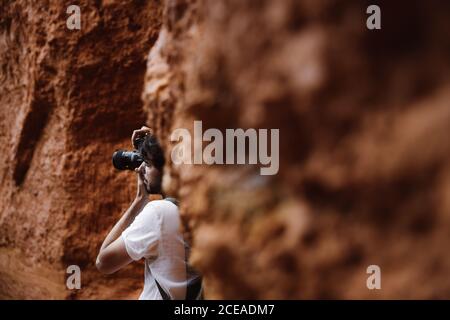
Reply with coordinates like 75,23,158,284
96,126,201,300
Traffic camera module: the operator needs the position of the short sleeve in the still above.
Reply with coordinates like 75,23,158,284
121,203,161,261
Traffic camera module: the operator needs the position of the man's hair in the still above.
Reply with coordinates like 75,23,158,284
137,133,165,170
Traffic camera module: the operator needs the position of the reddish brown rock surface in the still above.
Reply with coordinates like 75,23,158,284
1,0,450,299
0,0,162,299
144,0,450,299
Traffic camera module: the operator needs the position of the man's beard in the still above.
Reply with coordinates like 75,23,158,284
144,181,152,194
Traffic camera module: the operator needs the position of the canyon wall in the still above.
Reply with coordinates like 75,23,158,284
0,0,162,299
1,0,450,299
144,0,450,299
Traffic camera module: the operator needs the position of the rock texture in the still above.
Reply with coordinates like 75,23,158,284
1,0,450,299
143,0,450,299
0,0,162,299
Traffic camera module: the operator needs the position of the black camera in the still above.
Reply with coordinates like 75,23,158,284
112,137,145,170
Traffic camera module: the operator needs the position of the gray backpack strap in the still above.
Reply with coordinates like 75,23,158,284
164,197,179,206
155,279,171,300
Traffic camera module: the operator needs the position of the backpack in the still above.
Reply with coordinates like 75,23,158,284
154,198,203,300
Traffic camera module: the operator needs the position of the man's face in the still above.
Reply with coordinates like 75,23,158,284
142,162,160,193
139,146,163,194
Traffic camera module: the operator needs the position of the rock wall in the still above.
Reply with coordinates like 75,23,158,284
143,0,450,299
1,0,450,299
0,0,162,299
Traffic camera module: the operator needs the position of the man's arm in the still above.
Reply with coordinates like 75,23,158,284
96,162,149,274
95,197,148,274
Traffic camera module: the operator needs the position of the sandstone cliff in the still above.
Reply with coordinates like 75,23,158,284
0,0,162,299
1,0,450,299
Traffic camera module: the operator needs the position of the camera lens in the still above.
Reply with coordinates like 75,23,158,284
112,150,144,170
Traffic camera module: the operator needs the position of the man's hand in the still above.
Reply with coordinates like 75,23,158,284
135,162,149,200
131,126,152,149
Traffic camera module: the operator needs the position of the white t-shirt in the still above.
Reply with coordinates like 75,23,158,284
121,200,195,300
